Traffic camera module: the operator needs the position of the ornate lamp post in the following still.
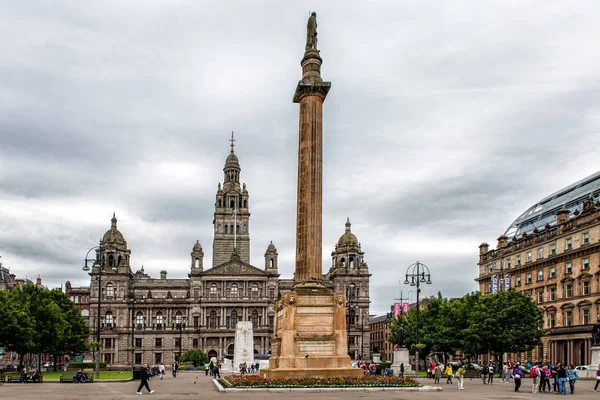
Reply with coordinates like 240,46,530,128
123,285,140,367
82,246,116,379
403,261,432,375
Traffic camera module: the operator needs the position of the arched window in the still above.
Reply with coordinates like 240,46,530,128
230,199,235,208
348,309,356,325
230,225,234,234
224,225,228,234
155,312,163,329
230,310,238,329
108,254,114,267
341,258,346,268
194,288,199,300
106,283,115,298
236,225,240,234
251,310,259,328
117,255,122,266
195,258,200,268
81,309,89,317
218,199,222,207
243,200,247,208
210,284,218,299
269,258,274,268
175,311,183,325
348,283,357,299
251,283,259,299
209,310,217,328
105,311,114,327
75,296,79,304
230,284,239,298
349,256,354,269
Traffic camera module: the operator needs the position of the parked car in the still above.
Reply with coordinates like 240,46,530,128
575,365,592,372
468,363,483,371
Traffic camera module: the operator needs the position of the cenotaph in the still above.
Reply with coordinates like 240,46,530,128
233,321,255,370
591,316,600,366
261,13,361,379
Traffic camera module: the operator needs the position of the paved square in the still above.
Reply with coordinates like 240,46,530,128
1,374,599,399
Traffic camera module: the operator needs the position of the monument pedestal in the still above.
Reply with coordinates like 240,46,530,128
591,346,600,366
261,284,362,379
233,321,254,371
392,348,415,376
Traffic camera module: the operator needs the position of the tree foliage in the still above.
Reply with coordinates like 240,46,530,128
0,285,90,368
389,289,544,361
179,349,208,366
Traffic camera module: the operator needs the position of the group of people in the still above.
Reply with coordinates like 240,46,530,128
237,362,259,375
513,362,579,394
19,367,41,382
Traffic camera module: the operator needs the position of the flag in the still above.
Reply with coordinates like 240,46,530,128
393,303,400,317
232,208,236,218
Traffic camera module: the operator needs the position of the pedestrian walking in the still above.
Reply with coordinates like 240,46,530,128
136,364,155,395
158,363,165,380
482,363,488,384
593,364,600,392
444,363,453,384
502,362,510,383
434,363,442,384
456,364,465,390
531,364,540,393
488,362,495,384
513,364,523,392
566,364,578,394
172,361,178,379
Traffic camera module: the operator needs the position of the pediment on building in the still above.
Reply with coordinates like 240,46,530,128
544,305,557,313
560,276,575,283
202,259,269,277
577,299,592,307
578,272,593,280
560,302,575,310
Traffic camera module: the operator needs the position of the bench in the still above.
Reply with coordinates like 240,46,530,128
60,371,94,383
464,369,481,379
4,372,43,383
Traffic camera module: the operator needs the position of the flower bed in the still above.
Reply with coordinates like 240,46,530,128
221,375,421,388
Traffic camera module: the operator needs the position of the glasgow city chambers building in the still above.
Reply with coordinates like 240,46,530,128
68,142,371,366
476,171,600,366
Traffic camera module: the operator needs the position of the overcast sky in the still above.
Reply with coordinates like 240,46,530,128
1,1,599,316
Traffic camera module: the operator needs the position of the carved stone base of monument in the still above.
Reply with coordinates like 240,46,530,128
261,284,363,379
392,348,415,376
591,346,600,367
372,353,381,363
233,321,254,371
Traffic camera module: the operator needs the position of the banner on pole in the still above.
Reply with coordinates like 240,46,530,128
393,302,400,317
504,275,511,290
491,276,499,294
402,302,409,313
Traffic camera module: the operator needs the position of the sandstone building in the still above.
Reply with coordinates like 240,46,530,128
80,143,370,366
476,171,600,366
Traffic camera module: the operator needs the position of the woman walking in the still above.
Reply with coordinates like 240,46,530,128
513,363,524,392
444,363,453,384
456,364,465,390
434,363,442,384
566,364,578,394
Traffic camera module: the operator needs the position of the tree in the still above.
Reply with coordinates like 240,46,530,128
0,285,89,370
419,293,465,364
179,349,208,367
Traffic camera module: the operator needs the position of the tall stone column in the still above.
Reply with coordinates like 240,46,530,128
293,44,330,285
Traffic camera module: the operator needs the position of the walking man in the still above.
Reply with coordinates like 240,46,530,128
136,364,155,395
172,360,178,379
158,362,165,380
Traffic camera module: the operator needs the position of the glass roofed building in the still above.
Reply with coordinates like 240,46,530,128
476,171,600,367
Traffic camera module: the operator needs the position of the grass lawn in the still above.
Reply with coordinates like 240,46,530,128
42,370,132,381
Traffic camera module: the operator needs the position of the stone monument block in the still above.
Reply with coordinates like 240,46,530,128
392,348,414,376
233,321,254,370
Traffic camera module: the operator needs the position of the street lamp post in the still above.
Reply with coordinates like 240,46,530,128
403,261,432,375
346,289,356,358
124,285,137,367
82,246,116,379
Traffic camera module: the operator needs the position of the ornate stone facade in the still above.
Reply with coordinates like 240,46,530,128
81,145,371,366
476,171,600,366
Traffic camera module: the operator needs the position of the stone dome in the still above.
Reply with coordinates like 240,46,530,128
337,218,359,247
192,240,203,252
102,213,125,244
224,151,240,169
266,241,277,253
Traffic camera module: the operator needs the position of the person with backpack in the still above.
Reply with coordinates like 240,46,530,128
444,363,453,384
456,363,465,390
531,364,540,393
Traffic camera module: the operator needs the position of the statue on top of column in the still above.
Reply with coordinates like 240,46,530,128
593,315,600,346
306,12,318,51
